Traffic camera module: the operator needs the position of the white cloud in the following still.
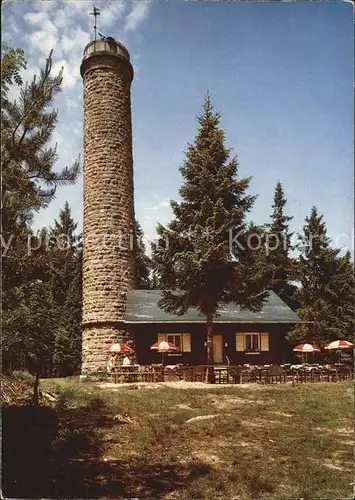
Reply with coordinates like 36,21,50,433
4,0,153,236
124,1,151,32
30,31,58,56
99,0,126,29
27,16,59,56
2,13,19,38
7,63,40,103
66,96,80,109
61,27,90,55
52,8,68,29
135,199,174,250
34,0,57,11
24,11,48,25
52,59,77,88
144,200,171,212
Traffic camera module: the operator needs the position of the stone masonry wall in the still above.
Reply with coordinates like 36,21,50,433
81,50,135,374
81,325,135,375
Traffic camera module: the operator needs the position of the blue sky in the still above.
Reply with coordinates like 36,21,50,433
2,0,354,253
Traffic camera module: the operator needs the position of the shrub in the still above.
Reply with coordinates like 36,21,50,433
10,370,35,385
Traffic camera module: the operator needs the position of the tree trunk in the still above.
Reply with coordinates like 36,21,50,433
33,366,41,405
205,312,215,383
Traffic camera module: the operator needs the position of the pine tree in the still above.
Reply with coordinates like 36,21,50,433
48,202,82,376
135,220,152,289
331,251,354,343
151,95,270,379
1,45,80,377
2,46,80,247
288,206,354,345
1,46,80,286
265,182,297,309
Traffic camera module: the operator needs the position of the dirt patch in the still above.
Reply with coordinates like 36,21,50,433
241,419,280,428
308,455,353,472
237,441,263,451
96,381,273,391
323,459,345,471
207,394,264,409
113,413,139,425
340,440,354,446
185,415,218,424
336,428,354,436
315,427,354,436
175,403,192,410
191,451,222,465
270,411,293,418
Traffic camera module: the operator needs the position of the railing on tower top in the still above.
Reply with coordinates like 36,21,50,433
82,39,130,62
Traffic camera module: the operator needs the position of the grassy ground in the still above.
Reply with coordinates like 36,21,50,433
3,378,354,499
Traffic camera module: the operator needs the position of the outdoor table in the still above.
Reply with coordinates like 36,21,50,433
113,366,140,383
178,366,194,381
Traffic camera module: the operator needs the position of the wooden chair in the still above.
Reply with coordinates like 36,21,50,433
337,365,352,381
163,366,180,382
228,367,242,384
151,365,164,382
193,366,207,382
240,369,253,384
265,365,287,384
178,366,194,381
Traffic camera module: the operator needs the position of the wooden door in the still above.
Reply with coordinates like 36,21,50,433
213,335,223,364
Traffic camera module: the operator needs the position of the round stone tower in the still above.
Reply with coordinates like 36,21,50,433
80,38,135,375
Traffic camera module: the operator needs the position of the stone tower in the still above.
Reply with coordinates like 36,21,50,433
80,38,135,375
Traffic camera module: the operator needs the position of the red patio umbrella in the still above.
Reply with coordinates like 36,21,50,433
293,343,321,363
324,340,355,362
150,341,177,365
324,340,355,350
104,343,134,355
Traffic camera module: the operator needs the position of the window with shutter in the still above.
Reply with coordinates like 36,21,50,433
260,332,269,351
182,333,191,352
245,333,260,351
235,333,268,352
157,333,191,353
157,333,166,343
236,333,244,351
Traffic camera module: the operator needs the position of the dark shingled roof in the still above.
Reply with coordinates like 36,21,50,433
124,290,301,324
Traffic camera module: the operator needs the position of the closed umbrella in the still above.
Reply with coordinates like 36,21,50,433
293,343,321,363
150,341,177,365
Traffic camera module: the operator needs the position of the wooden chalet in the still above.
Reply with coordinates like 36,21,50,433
124,290,301,365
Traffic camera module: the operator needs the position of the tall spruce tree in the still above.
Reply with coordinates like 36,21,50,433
48,202,82,376
152,95,270,378
334,251,354,342
288,206,354,345
265,182,297,309
135,220,152,289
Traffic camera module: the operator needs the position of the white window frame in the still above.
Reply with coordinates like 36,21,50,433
158,333,191,353
166,333,182,352
244,333,260,352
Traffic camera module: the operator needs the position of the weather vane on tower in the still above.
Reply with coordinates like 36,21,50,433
90,4,100,41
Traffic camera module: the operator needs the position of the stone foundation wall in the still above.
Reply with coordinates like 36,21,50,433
81,324,134,374
80,45,135,375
